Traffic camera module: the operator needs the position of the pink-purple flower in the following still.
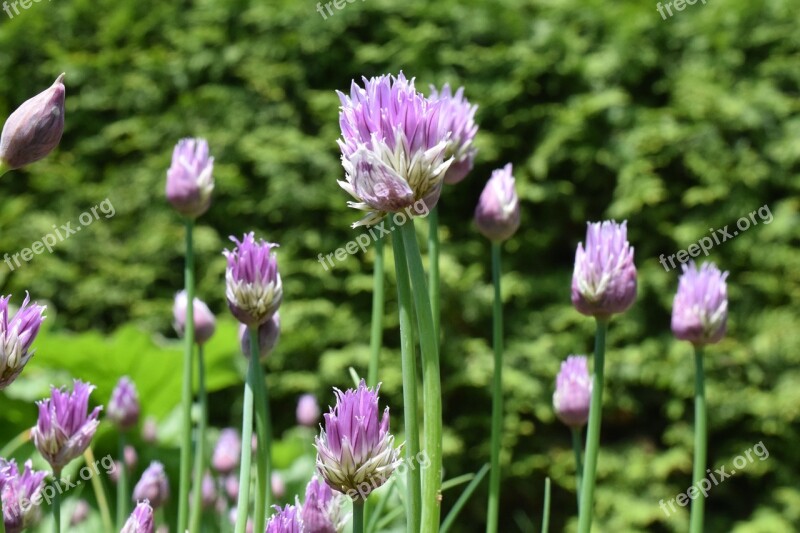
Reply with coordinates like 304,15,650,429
429,84,478,185
337,72,453,227
212,428,242,474
314,380,402,500
474,163,520,242
297,394,321,427
0,74,65,171
173,290,217,345
265,504,303,533
107,376,140,431
132,462,170,509
165,138,214,218
301,476,344,533
239,312,280,360
0,293,46,389
671,262,729,345
31,380,102,473
553,356,592,428
571,220,637,318
121,500,154,533
223,233,283,326
0,458,48,532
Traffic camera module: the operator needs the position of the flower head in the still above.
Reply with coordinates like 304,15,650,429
0,74,65,171
301,476,345,533
69,499,90,527
165,138,214,218
315,380,402,500
193,471,216,510
553,356,592,428
107,376,140,431
31,380,102,472
239,312,280,361
141,417,158,444
265,504,303,533
121,500,154,533
0,293,46,389
297,394,321,427
212,428,241,474
173,291,217,345
429,84,478,185
671,262,729,345
474,163,520,241
223,233,283,326
571,220,637,318
337,72,453,227
0,458,48,533
132,462,169,509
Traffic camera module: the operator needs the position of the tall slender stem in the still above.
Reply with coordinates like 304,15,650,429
486,241,504,533
178,218,196,533
353,499,366,533
52,468,62,533
116,433,128,529
541,477,551,533
571,427,583,510
84,448,113,532
577,318,608,533
400,222,443,532
428,206,440,342
190,344,209,533
689,346,706,533
368,237,385,387
391,225,422,532
234,344,258,533
251,326,273,533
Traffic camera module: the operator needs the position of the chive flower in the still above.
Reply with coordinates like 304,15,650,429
223,233,283,327
107,376,140,431
474,163,520,241
553,355,592,428
429,83,478,185
165,138,214,219
0,293,46,390
671,261,729,345
0,458,48,532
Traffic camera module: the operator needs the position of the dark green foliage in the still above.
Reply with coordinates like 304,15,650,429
0,0,797,530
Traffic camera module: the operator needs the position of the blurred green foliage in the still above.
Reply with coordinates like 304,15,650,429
0,0,798,531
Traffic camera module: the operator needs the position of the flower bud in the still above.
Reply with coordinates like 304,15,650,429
107,377,140,431
165,138,214,218
173,291,216,345
223,233,283,326
671,261,728,345
474,164,520,241
0,74,65,172
141,417,158,444
0,293,46,390
132,462,169,509
212,428,241,475
553,356,592,428
296,394,321,427
239,313,280,360
69,499,90,527
121,501,154,533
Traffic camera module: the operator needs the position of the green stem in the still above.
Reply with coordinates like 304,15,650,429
353,499,366,533
577,318,608,533
486,242,503,533
234,341,258,533
689,346,706,533
0,160,9,177
116,433,128,530
571,427,584,511
251,326,273,533
84,448,113,533
368,237,384,388
391,224,422,532
541,477,551,533
440,464,490,533
399,222,443,533
0,429,30,457
52,468,61,533
190,344,209,533
428,206,440,342
366,479,396,533
178,218,196,533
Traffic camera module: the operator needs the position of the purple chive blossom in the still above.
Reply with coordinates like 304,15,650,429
571,220,637,318
69,499,90,527
224,473,239,501
301,476,345,533
0,74,65,171
474,163,520,242
297,394,321,427
0,458,48,532
121,500,155,533
107,376,140,431
165,138,214,218
31,380,102,473
212,428,242,474
271,472,286,500
193,471,216,510
141,417,158,444
429,84,478,185
0,293,46,390
314,380,402,500
337,72,453,227
671,262,729,345
223,233,283,327
132,462,170,509
265,504,303,533
238,312,280,360
173,290,217,345
553,356,592,428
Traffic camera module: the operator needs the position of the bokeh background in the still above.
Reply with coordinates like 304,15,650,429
0,0,798,531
